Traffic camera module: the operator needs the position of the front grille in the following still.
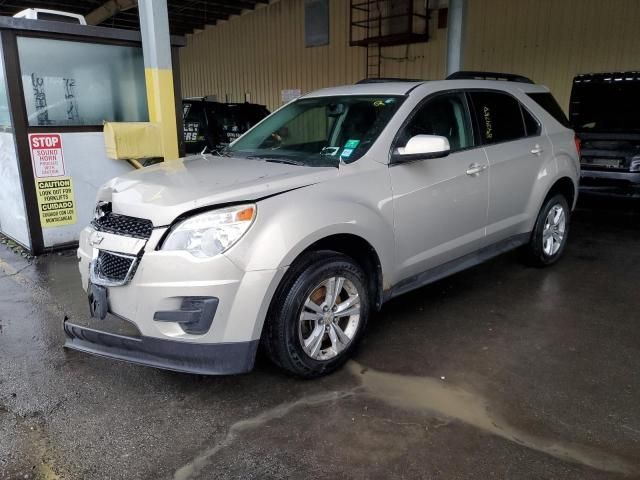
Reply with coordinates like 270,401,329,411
91,251,138,286
92,213,153,239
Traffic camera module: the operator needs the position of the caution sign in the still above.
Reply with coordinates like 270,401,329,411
29,133,66,178
36,177,76,228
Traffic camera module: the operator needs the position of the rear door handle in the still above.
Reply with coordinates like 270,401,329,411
466,163,488,176
531,144,544,155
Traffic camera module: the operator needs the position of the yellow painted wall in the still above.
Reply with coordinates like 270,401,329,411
180,0,640,112
465,0,640,110
179,0,447,111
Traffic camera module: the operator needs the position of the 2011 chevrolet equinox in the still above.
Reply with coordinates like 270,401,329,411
65,73,580,378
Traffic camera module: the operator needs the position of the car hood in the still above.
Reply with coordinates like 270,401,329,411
97,154,337,226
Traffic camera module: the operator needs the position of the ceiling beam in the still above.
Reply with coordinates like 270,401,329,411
168,3,242,17
203,0,258,10
85,0,138,25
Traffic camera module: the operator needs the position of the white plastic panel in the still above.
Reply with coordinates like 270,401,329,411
41,132,134,248
0,131,30,248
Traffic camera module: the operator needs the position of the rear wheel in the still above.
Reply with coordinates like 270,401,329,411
262,251,369,378
522,194,570,267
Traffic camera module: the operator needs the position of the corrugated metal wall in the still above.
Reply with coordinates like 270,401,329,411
465,0,640,110
179,0,447,111
180,0,640,112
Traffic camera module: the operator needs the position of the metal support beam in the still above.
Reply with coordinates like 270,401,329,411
446,0,467,76
85,0,138,25
138,0,179,160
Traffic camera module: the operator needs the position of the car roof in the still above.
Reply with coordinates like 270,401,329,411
302,79,549,99
303,82,426,97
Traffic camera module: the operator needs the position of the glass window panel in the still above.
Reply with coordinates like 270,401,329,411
522,105,541,137
470,91,526,145
400,93,473,152
0,42,30,247
18,37,148,127
0,44,10,128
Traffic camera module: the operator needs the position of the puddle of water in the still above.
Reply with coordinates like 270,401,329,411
349,362,638,477
173,362,638,479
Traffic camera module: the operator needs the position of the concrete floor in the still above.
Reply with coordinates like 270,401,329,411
0,194,639,480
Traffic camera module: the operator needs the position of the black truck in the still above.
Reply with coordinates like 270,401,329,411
182,97,270,154
570,72,640,194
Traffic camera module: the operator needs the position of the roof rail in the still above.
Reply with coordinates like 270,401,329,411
446,71,534,84
356,77,424,84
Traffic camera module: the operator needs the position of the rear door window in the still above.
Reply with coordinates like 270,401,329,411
469,91,526,145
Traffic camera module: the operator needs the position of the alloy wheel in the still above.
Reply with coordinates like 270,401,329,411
542,204,566,256
298,276,361,361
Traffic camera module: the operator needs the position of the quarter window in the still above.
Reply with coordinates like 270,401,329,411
398,93,473,152
469,92,526,145
527,92,569,127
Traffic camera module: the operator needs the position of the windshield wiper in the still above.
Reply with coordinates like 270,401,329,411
213,145,233,157
264,158,304,166
244,154,304,165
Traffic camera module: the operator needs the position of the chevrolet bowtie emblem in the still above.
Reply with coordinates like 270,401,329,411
90,232,104,246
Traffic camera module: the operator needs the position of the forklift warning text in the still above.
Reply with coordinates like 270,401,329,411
36,177,76,228
29,133,66,178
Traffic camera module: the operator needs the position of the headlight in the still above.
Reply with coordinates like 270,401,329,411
162,204,256,257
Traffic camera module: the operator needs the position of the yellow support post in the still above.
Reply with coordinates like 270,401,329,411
138,0,179,160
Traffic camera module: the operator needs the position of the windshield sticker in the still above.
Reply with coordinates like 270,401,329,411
321,146,340,156
344,139,360,150
373,100,385,107
340,148,354,159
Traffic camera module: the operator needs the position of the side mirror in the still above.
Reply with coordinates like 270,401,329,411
391,135,451,164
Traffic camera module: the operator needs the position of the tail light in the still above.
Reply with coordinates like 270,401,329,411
574,135,582,156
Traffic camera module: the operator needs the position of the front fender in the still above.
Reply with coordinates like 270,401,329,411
224,170,395,340
225,173,395,278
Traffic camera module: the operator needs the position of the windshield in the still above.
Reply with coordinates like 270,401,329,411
226,95,404,166
570,82,640,133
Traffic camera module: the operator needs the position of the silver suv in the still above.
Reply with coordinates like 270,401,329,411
66,73,580,378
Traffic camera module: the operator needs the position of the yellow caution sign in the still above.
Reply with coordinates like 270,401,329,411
36,177,76,228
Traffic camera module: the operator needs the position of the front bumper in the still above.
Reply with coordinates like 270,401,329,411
71,226,286,374
63,319,259,375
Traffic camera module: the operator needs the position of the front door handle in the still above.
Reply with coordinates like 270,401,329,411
531,144,544,155
466,163,488,176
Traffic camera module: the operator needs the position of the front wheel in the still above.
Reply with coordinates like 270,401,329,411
522,194,571,267
262,251,370,378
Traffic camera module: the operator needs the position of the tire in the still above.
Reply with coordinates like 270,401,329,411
522,193,571,267
262,250,370,378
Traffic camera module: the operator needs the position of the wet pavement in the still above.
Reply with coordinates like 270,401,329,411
1,194,639,480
